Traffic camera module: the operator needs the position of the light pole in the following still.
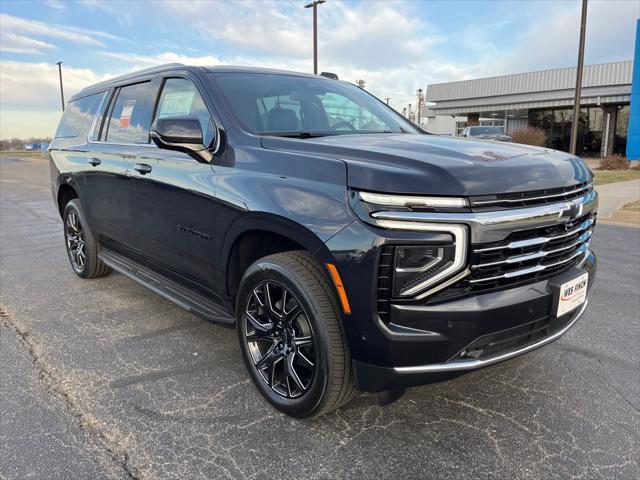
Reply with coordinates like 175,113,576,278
570,0,588,155
56,61,65,112
417,89,423,126
304,0,326,74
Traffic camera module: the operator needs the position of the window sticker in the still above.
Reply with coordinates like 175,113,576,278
159,91,195,117
119,100,136,129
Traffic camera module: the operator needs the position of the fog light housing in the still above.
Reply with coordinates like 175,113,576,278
393,245,456,296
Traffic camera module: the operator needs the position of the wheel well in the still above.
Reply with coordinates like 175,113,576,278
227,230,305,300
57,184,78,217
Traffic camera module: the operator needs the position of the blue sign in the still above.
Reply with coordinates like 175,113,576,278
627,19,640,161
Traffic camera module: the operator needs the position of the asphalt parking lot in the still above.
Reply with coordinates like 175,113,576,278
1,154,638,480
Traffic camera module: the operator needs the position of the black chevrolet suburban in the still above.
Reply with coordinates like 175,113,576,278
49,64,597,417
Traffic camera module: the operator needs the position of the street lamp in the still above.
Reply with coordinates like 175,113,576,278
304,0,326,74
56,61,65,112
570,0,588,155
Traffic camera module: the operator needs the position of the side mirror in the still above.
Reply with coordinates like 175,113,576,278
150,116,213,163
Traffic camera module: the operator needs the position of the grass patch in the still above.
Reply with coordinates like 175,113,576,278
593,169,640,186
0,150,43,155
622,200,640,212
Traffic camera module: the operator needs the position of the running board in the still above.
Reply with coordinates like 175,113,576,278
98,249,234,326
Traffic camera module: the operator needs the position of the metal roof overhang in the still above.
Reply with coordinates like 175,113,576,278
427,85,631,116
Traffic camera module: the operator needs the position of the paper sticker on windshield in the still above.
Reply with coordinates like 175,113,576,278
119,100,135,129
159,91,195,117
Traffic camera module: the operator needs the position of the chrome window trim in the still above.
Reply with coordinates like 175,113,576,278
374,221,468,297
394,298,589,374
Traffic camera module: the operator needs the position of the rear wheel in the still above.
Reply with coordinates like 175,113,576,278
236,251,356,418
63,199,111,279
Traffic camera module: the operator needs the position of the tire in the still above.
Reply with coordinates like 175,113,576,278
236,251,356,418
63,199,112,279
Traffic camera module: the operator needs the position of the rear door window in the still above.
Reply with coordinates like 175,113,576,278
54,92,106,138
154,78,216,147
105,82,154,144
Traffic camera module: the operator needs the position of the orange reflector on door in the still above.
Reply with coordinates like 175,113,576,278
325,263,351,315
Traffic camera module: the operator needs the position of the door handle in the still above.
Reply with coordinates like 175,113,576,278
88,158,101,166
134,163,152,175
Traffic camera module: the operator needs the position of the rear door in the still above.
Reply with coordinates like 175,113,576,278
83,81,157,251
130,75,218,290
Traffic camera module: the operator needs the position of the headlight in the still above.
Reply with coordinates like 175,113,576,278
358,191,468,209
351,190,469,298
394,246,457,296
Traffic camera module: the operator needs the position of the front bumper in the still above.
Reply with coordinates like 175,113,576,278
350,250,596,392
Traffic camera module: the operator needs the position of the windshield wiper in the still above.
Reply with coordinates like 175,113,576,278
259,131,328,138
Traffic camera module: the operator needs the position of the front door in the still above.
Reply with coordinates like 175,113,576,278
131,76,219,290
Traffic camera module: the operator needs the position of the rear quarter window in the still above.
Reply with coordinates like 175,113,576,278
54,92,106,139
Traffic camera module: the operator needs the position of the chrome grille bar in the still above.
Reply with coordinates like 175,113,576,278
473,230,593,268
469,245,589,284
475,218,594,253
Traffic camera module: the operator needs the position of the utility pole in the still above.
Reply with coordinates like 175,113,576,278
416,89,423,126
56,61,65,112
570,0,588,155
384,98,391,105
304,0,326,74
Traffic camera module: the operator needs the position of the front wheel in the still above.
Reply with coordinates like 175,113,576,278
236,251,356,418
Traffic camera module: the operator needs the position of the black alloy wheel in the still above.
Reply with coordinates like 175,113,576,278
65,209,86,273
62,199,112,279
244,281,316,399
236,251,356,418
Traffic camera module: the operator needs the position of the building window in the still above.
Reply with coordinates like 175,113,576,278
529,106,606,156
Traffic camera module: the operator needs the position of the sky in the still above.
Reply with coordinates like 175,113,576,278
0,0,638,139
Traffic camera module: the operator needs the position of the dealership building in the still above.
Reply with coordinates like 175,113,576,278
425,60,633,158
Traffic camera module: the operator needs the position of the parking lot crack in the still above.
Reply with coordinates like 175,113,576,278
0,309,141,480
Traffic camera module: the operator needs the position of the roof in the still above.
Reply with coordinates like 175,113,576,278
71,63,319,100
426,61,633,115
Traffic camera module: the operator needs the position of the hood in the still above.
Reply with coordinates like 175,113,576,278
261,133,592,196
472,134,512,142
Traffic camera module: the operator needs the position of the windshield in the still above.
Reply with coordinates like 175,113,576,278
469,126,503,136
210,72,419,137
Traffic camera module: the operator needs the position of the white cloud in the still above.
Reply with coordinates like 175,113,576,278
0,13,122,47
97,51,224,69
1,0,636,138
0,32,56,55
0,60,116,138
0,60,111,111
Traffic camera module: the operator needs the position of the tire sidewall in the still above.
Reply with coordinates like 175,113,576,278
236,258,334,418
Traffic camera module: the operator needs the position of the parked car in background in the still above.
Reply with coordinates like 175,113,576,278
461,126,512,142
49,64,597,417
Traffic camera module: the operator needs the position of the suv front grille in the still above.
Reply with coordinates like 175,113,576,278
450,310,577,362
427,211,595,302
469,181,592,210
